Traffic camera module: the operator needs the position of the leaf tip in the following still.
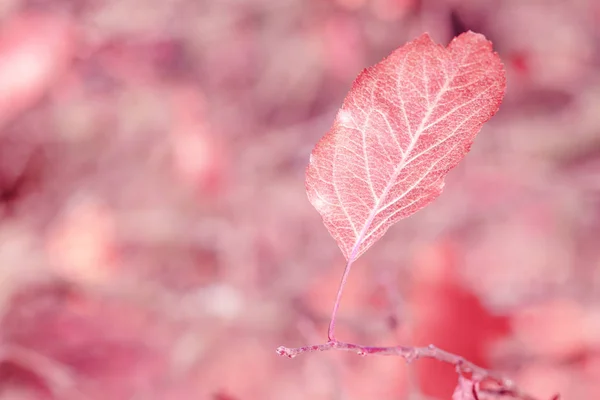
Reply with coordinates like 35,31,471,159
413,32,436,46
449,30,507,101
450,30,497,53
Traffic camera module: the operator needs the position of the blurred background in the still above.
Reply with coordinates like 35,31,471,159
0,0,599,399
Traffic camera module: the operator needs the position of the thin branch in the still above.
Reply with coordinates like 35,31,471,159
276,340,556,400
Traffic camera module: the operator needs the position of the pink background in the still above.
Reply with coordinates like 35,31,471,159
0,1,598,399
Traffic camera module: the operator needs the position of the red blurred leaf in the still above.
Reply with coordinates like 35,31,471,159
305,31,505,261
410,240,510,398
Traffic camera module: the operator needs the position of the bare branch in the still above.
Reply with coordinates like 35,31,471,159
276,340,557,400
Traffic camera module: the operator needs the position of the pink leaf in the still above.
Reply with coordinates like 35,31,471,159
452,376,477,400
306,31,506,261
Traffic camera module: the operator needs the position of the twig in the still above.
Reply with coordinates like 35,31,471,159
276,340,555,400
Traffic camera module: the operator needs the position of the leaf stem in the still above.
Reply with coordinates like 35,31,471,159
328,257,354,341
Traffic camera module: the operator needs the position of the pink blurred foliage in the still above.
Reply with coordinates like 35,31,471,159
0,12,74,128
0,0,598,399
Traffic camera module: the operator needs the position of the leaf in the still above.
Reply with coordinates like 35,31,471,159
452,376,477,400
306,31,506,261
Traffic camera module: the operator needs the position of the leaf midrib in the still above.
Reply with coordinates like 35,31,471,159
347,60,453,261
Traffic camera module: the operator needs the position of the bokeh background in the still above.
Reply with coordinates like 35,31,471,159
0,0,599,399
